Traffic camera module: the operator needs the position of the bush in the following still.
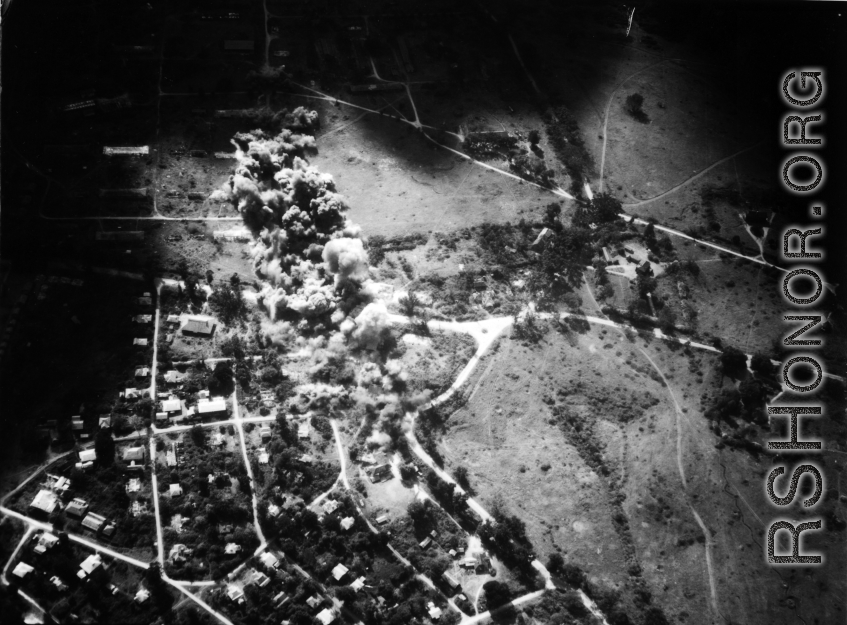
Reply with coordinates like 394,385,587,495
625,93,648,123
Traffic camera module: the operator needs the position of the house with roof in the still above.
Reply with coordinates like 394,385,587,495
224,543,241,555
169,544,192,563
79,449,97,463
350,576,366,592
369,463,392,483
124,388,141,400
50,576,68,592
133,338,149,347
133,314,152,324
298,421,311,439
122,446,145,463
249,569,270,588
316,608,336,625
322,500,340,515
212,432,226,447
331,563,349,581
162,398,182,413
306,595,322,609
126,478,141,494
135,588,150,604
66,498,89,519
259,426,271,440
12,562,34,580
81,512,107,533
164,370,186,385
427,602,443,620
78,554,102,579
226,585,245,604
134,367,150,378
196,398,226,417
33,532,59,555
45,474,71,493
375,514,389,525
182,316,215,336
30,489,59,515
340,517,355,531
273,590,288,606
259,552,280,569
166,314,180,325
442,571,460,591
169,484,183,497
98,416,111,429
419,537,432,549
258,448,269,464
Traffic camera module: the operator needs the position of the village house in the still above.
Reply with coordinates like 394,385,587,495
306,595,322,609
30,489,59,515
249,569,270,587
169,484,183,497
369,463,392,483
442,571,461,591
350,576,366,592
98,416,111,430
322,500,340,515
135,588,150,604
340,517,355,531
33,532,59,555
226,585,245,604
134,367,150,378
258,448,269,464
161,398,182,414
79,449,97,464
164,370,186,385
331,563,349,581
428,602,443,620
259,426,272,440
12,562,34,580
45,474,71,494
259,552,280,569
81,512,107,533
50,576,68,592
77,554,102,580
169,544,192,563
316,608,336,625
182,316,215,336
126,478,141,494
122,446,145,466
224,543,241,555
65,498,89,518
196,398,226,417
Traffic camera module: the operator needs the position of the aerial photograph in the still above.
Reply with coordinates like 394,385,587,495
0,1,845,624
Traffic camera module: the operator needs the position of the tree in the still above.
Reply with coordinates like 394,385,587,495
592,193,623,224
528,129,540,145
625,93,648,122
189,425,205,448
720,346,748,379
208,281,247,326
657,306,676,333
636,274,657,300
94,430,115,466
399,290,421,317
547,553,564,575
483,580,511,609
454,466,470,491
751,353,775,377
209,362,234,396
399,463,417,482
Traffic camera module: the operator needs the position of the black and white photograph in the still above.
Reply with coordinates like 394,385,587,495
0,1,845,624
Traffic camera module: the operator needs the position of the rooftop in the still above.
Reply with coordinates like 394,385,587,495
30,489,58,514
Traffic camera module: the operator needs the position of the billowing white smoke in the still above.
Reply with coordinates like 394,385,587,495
323,238,370,286
342,301,390,351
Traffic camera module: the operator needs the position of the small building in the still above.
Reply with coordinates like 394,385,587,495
375,515,389,525
124,388,141,400
461,557,477,569
45,474,71,493
133,338,149,346
212,433,226,447
322,500,340,515
135,367,150,378
123,446,145,463
182,317,215,336
250,569,271,588
196,399,226,416
50,576,68,592
33,532,59,554
442,571,460,591
331,563,349,581
273,590,287,606
133,314,152,324
369,464,392,483
306,595,322,609
316,608,336,625
12,562,34,580
428,602,443,620
419,537,432,549
66,498,89,518
135,588,150,604
260,552,280,569
350,576,366,592
258,448,269,465
531,227,552,250
156,411,169,423
79,449,97,463
164,370,186,384
126,479,141,493
267,503,281,518
98,416,111,429
78,554,102,579
169,544,191,563
298,421,311,439
169,484,183,497
340,517,355,531
162,398,182,413
81,512,107,533
226,585,245,603
30,489,59,515
224,543,241,555
259,426,271,440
